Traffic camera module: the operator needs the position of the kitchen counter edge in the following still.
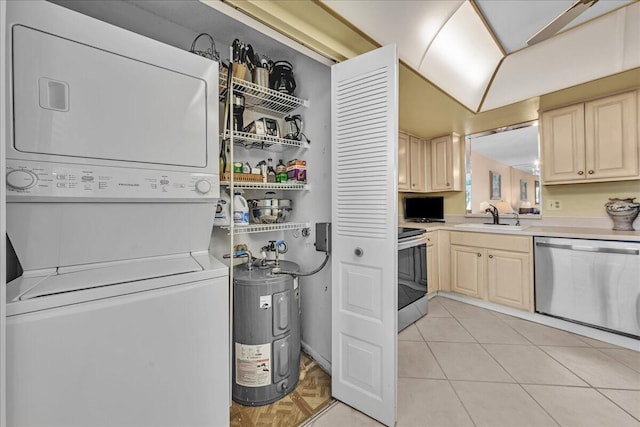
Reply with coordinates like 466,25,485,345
399,222,640,242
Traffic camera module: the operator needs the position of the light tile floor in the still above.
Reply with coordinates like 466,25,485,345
307,296,640,427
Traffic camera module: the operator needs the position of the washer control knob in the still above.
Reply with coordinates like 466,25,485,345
7,169,38,190
195,179,212,194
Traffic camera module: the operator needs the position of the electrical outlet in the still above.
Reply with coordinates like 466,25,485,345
546,199,562,210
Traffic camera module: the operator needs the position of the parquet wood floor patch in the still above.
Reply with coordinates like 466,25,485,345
230,353,332,427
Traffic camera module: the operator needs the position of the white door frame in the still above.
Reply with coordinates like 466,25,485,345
1,1,8,424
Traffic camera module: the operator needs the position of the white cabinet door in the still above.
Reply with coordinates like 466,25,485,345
332,44,398,427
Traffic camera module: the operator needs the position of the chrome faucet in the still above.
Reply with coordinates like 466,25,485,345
262,240,288,267
485,204,500,224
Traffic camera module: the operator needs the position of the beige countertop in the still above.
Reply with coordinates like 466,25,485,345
399,221,640,242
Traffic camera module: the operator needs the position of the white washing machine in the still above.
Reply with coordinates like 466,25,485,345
6,253,229,427
4,2,228,426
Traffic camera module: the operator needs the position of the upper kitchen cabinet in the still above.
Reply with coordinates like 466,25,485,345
398,131,410,191
429,133,462,192
541,90,639,185
398,131,427,192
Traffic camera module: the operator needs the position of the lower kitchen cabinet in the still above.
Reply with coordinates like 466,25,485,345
449,231,533,312
450,244,484,299
486,249,531,311
426,232,439,294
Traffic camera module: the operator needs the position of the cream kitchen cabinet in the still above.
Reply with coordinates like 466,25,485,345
398,131,410,191
541,90,639,184
426,231,439,294
450,244,484,299
449,231,533,312
428,133,462,192
486,249,531,310
398,131,427,192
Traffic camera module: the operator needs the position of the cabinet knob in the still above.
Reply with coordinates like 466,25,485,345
477,253,482,257
354,247,364,257
588,170,594,175
488,254,494,259
578,171,584,175
446,182,450,186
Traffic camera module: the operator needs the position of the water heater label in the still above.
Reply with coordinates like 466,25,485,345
259,295,272,309
235,343,271,387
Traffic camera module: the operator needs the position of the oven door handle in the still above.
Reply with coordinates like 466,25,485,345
398,234,427,250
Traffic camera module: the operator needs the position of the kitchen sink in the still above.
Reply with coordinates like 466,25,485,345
454,223,529,231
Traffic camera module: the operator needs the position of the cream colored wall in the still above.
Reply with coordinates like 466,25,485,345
542,180,640,217
470,151,511,213
510,168,539,211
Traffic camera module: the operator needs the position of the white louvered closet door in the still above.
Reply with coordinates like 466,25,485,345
331,44,398,427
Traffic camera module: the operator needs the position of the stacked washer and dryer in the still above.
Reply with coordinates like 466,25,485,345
4,2,229,426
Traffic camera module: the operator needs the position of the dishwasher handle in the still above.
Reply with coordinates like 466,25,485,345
535,241,640,256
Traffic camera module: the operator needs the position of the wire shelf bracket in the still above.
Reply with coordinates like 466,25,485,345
222,222,311,235
221,181,309,191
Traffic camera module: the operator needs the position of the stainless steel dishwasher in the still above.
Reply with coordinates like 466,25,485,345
534,237,640,339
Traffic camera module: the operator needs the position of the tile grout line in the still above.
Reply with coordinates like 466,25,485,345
590,347,640,374
535,345,601,389
517,383,563,427
593,388,640,423
444,378,479,427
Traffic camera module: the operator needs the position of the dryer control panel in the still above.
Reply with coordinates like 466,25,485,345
6,160,219,199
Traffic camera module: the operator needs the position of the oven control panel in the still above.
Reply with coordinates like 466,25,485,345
6,160,218,199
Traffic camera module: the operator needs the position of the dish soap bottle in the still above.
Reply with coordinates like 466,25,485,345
276,159,287,183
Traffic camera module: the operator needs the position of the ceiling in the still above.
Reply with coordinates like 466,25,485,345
322,0,638,112
469,123,540,174
221,0,639,139
475,0,632,53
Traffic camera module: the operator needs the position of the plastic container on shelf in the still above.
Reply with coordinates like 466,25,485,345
214,194,231,226
233,192,249,225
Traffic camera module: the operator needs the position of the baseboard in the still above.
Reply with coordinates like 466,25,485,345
436,291,640,351
301,341,332,374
